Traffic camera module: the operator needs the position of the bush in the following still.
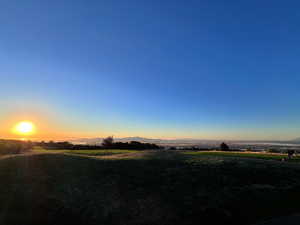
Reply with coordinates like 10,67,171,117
0,140,33,155
220,142,230,151
102,136,114,148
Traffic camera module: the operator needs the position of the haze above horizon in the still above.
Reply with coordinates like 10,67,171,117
1,0,300,140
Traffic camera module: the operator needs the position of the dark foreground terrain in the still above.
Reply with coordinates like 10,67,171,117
0,151,300,225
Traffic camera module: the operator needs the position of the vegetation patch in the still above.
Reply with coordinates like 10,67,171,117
184,151,300,162
0,140,32,155
0,151,300,225
65,149,139,156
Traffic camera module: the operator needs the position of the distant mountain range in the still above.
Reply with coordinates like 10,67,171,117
69,137,221,146
290,138,300,143
69,136,300,146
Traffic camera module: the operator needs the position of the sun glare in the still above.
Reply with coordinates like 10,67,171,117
14,121,35,135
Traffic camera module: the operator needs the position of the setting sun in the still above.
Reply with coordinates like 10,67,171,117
14,121,35,135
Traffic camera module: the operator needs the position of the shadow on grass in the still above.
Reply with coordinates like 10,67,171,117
0,152,300,225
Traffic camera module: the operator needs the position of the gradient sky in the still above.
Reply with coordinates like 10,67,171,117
1,0,300,140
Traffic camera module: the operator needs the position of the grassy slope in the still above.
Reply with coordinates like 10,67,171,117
0,151,300,225
34,146,139,156
34,147,299,160
184,150,300,161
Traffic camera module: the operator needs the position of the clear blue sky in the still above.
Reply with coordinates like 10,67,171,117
1,0,300,140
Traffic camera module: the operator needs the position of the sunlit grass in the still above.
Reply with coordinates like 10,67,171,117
65,149,139,156
33,147,300,162
33,146,139,156
183,151,300,161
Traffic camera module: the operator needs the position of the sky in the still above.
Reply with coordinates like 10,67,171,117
1,0,300,141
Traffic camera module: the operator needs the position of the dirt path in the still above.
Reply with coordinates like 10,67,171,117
63,151,153,160
0,150,153,161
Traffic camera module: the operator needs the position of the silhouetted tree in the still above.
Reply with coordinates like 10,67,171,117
287,150,295,159
220,142,230,151
102,136,114,147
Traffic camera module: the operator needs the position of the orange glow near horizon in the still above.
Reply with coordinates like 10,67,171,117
13,121,35,136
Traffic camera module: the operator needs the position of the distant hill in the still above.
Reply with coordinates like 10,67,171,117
69,137,218,146
69,137,162,145
68,137,300,149
290,138,300,143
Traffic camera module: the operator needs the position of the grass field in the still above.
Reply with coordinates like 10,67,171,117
66,149,139,156
0,150,300,225
33,146,139,156
34,147,299,161
184,150,300,161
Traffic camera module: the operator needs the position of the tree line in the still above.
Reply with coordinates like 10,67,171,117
0,138,232,154
36,136,161,150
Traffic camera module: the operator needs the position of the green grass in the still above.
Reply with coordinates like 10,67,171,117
65,149,139,156
183,150,300,161
33,146,139,156
1,150,300,225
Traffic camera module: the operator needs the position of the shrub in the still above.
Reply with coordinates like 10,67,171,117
220,142,230,151
0,140,33,155
102,136,114,148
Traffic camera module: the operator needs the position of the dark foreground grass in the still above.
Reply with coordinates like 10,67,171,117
0,151,300,225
